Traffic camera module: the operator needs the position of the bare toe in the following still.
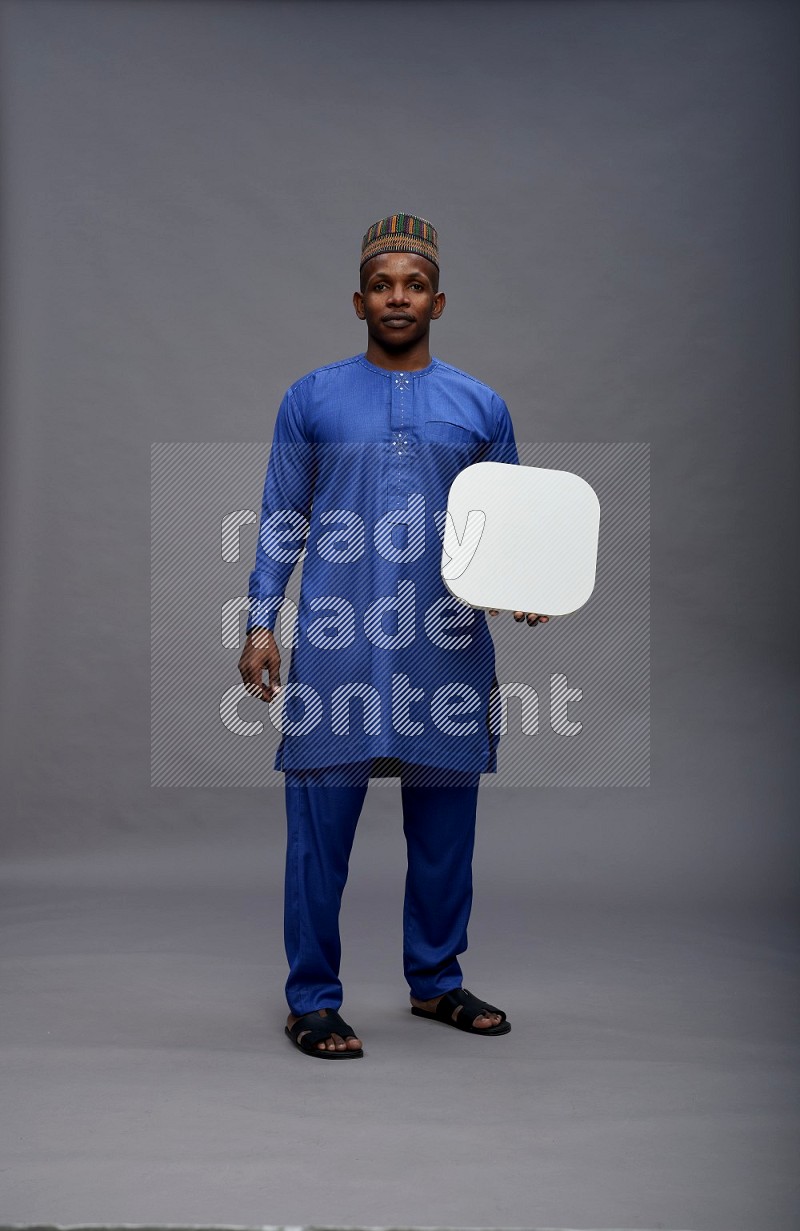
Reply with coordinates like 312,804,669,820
474,1011,501,1028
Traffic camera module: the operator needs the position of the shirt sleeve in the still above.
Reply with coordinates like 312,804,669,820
480,394,520,466
246,388,315,633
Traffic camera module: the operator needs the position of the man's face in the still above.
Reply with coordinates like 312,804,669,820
353,251,445,349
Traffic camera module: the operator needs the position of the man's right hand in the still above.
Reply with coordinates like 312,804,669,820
238,626,282,702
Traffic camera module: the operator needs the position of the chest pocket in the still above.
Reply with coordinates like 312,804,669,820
423,418,481,445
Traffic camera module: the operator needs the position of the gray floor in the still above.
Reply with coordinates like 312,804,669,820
1,804,798,1231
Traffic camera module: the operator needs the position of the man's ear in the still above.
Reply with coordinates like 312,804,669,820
353,290,366,319
431,291,446,320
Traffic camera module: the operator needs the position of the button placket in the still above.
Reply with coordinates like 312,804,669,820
389,371,412,508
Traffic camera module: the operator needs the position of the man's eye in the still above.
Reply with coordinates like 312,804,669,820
373,282,387,291
410,283,424,291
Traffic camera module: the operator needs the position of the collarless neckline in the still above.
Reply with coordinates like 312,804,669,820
358,354,438,378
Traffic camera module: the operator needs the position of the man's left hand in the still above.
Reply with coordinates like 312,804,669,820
488,610,550,627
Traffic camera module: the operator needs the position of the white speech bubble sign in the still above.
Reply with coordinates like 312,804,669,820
441,461,600,617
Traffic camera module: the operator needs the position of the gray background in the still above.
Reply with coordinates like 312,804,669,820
0,1,797,1228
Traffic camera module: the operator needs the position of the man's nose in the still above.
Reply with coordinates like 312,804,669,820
387,284,410,304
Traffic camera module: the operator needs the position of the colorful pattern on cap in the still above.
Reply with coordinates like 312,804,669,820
360,213,439,269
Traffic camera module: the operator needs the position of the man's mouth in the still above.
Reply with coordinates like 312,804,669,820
383,314,414,323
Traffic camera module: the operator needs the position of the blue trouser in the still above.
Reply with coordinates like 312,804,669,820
283,760,481,1015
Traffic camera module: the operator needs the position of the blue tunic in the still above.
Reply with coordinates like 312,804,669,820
247,353,519,773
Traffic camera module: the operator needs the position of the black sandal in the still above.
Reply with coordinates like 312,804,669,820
410,986,511,1035
285,1008,364,1058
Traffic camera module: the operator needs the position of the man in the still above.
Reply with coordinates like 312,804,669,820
239,214,548,1058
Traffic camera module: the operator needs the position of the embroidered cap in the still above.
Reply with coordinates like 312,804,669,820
360,213,439,270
